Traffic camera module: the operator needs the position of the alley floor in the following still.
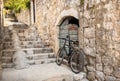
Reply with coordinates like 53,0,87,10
0,14,89,81
1,63,75,81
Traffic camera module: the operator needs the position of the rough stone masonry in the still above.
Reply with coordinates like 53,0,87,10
16,0,120,81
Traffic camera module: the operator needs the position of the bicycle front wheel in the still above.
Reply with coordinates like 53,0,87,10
56,48,66,65
70,50,84,73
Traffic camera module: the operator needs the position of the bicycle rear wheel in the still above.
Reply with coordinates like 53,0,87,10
56,48,66,65
70,50,84,73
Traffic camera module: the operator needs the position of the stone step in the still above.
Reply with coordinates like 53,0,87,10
2,48,53,58
4,38,12,42
1,57,12,63
20,45,44,48
2,53,55,63
21,44,44,48
3,46,14,50
2,48,53,54
2,51,15,57
2,63,14,68
3,41,42,44
2,43,46,50
27,53,55,60
19,38,40,41
3,42,13,44
2,47,53,51
14,26,29,29
20,41,42,43
28,58,56,65
3,42,14,50
2,41,44,49
20,41,44,48
2,58,56,68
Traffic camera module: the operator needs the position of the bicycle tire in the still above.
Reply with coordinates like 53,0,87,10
70,50,84,73
56,48,66,65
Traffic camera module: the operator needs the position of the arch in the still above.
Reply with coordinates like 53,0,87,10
58,16,79,47
55,8,79,26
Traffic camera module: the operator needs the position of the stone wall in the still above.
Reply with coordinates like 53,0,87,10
79,0,120,81
35,0,80,52
16,9,30,25
34,0,120,81
1,0,117,80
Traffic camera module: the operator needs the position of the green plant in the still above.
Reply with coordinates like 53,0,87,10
91,4,95,14
4,0,30,13
80,0,84,6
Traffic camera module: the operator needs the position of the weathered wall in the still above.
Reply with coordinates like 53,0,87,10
34,0,120,81
79,0,120,81
16,9,30,25
35,0,80,52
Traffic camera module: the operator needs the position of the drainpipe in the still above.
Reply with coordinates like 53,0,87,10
0,0,3,79
30,0,36,25
30,0,34,25
0,0,4,56
1,0,3,27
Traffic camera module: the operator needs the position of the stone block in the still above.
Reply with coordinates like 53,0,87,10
70,0,80,8
27,50,34,55
80,18,89,28
103,66,113,76
101,0,106,2
89,57,96,66
84,38,89,46
84,38,95,48
83,46,96,57
96,63,103,71
84,27,95,38
18,33,24,37
114,70,120,78
73,72,88,81
96,47,106,55
81,79,89,81
87,72,95,81
114,44,120,52
103,22,113,30
8,26,14,31
86,66,95,72
96,54,102,63
102,55,112,66
105,76,116,81
95,71,105,81
84,11,90,19
89,0,94,8
89,38,95,48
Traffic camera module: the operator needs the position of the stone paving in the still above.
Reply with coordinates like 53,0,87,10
0,63,88,81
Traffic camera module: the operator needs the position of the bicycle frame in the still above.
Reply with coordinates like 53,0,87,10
59,35,74,57
57,35,84,73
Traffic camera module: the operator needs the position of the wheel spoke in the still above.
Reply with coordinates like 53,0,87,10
70,50,84,73
56,48,66,65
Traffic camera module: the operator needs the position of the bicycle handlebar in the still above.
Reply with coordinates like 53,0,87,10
58,37,75,43
58,37,66,40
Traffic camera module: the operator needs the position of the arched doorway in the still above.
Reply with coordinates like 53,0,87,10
59,16,79,48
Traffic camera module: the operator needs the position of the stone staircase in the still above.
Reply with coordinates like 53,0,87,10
1,23,55,68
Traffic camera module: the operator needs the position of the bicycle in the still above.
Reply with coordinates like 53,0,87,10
56,35,84,74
